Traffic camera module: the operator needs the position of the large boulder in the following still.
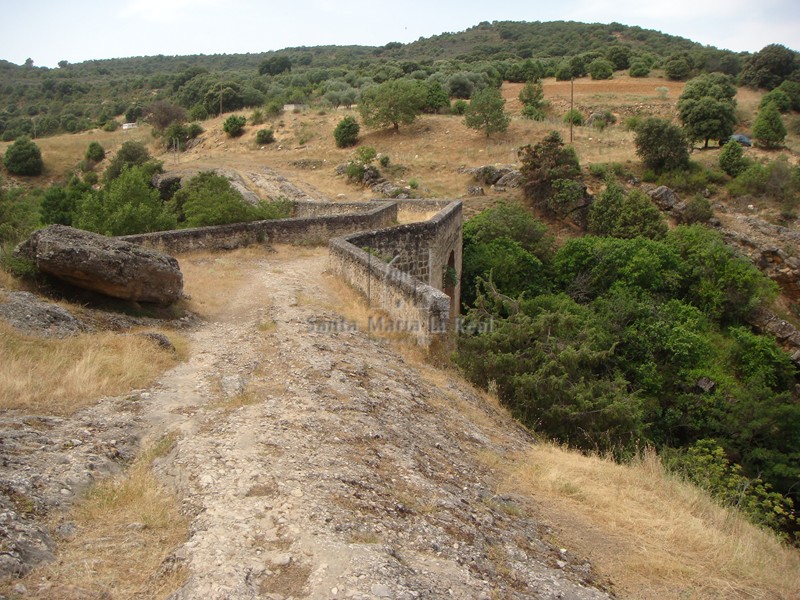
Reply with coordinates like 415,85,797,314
15,225,183,305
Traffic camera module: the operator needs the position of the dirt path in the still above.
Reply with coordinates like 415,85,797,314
129,246,611,599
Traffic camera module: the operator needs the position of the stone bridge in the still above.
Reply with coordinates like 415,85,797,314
123,198,462,346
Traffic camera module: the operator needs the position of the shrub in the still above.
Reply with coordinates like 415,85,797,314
451,100,468,115
223,115,246,137
752,102,787,149
333,116,359,148
345,162,366,182
85,141,105,163
588,181,667,240
102,121,119,132
379,155,390,168
355,146,377,164
256,129,275,144
563,109,584,126
75,166,177,236
628,59,650,78
188,104,209,121
521,105,546,120
681,195,714,224
518,131,582,211
719,139,748,177
187,123,204,139
588,58,614,80
634,118,690,172
104,141,152,183
250,109,265,125
760,89,792,113
3,137,44,176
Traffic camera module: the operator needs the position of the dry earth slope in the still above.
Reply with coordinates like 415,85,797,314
132,245,612,599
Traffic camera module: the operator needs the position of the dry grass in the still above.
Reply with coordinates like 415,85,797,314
177,246,274,319
0,125,154,184
0,433,189,599
0,322,186,415
480,443,800,600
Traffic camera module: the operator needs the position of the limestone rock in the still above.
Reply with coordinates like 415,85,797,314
0,291,87,337
15,225,183,305
647,185,679,210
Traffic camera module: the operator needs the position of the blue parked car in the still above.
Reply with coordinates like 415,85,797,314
721,134,752,147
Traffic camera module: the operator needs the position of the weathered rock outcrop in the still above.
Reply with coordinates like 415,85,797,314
15,225,183,305
0,291,87,337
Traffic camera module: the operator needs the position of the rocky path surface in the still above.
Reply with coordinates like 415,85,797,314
3,246,613,599
138,247,612,600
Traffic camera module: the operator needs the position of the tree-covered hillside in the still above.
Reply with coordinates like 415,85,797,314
3,20,791,142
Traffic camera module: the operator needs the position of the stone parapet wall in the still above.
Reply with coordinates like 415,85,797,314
121,202,398,253
329,201,463,346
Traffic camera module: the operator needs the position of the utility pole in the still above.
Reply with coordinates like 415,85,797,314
570,76,574,144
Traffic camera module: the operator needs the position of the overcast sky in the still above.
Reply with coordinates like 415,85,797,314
2,0,798,68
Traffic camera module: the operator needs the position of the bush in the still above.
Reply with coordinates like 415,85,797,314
223,115,246,137
451,100,468,115
379,154,390,167
719,139,748,177
521,105,546,120
628,60,651,78
518,131,582,211
256,129,275,144
681,195,714,224
333,116,359,148
634,118,689,172
588,181,667,240
752,102,787,149
188,104,209,121
75,166,177,236
760,89,792,113
563,109,584,126
102,121,119,132
187,122,204,139
588,58,614,80
104,141,152,183
85,141,105,163
3,137,43,176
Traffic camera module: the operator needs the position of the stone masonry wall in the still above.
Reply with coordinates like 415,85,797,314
121,202,398,253
328,201,463,345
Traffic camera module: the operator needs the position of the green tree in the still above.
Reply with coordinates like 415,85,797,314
0,186,40,245
76,166,176,236
665,55,692,81
3,137,43,176
634,118,689,172
718,139,748,176
333,116,360,148
358,79,427,131
422,81,450,114
456,290,643,455
752,102,787,149
85,141,105,163
739,44,799,90
628,59,650,78
104,141,152,183
605,45,631,70
258,56,292,76
223,115,246,137
518,132,582,213
588,181,667,240
588,58,614,80
145,100,186,131
677,73,738,147
170,171,289,227
519,80,547,120
464,87,510,137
